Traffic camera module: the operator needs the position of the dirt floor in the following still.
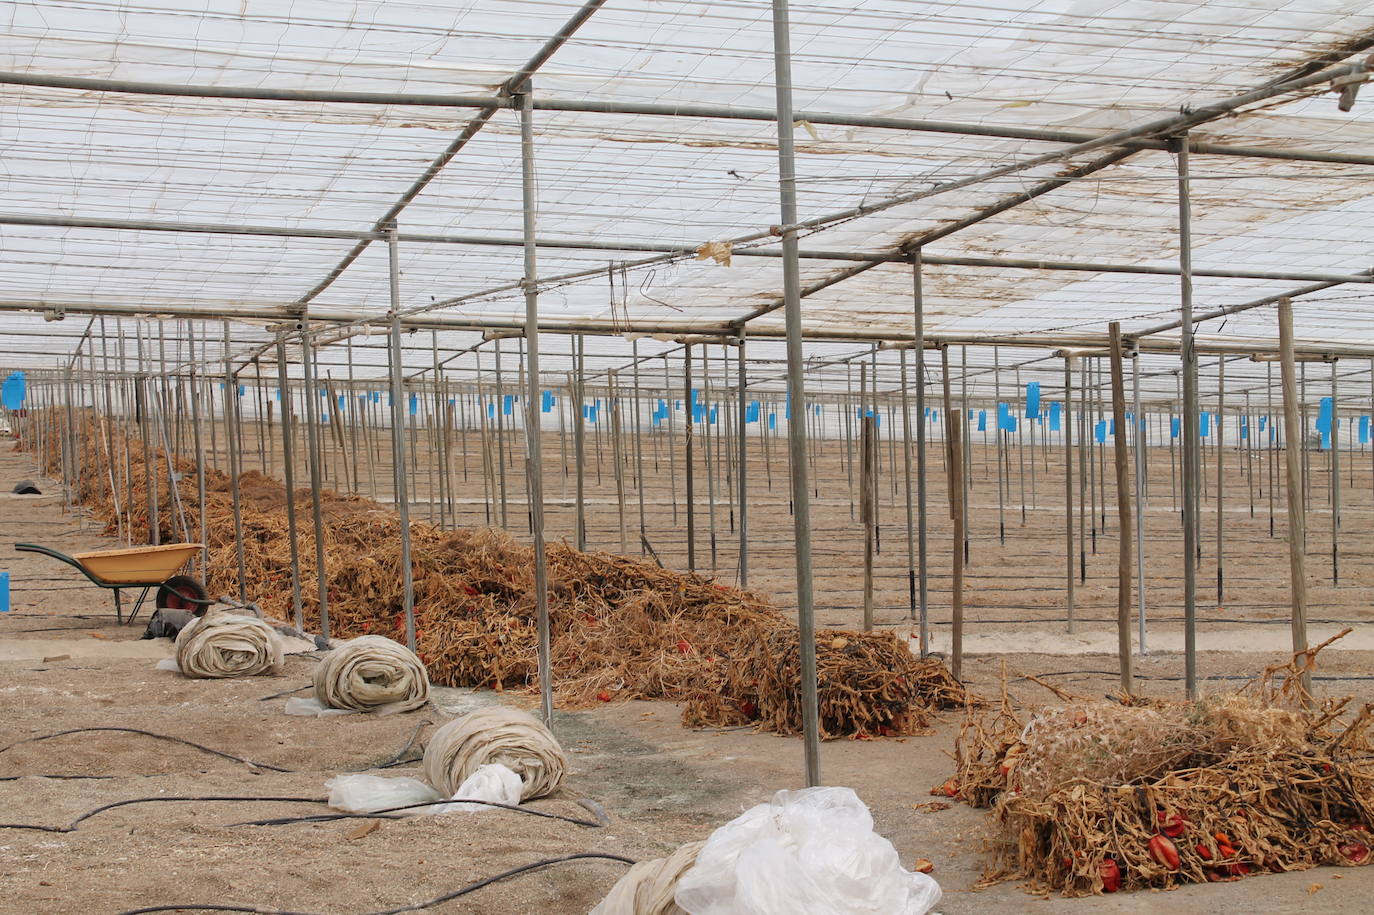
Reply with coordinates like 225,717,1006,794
5,427,1374,913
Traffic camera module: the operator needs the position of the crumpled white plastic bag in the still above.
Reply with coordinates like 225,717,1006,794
324,774,442,814
433,763,524,814
673,786,941,915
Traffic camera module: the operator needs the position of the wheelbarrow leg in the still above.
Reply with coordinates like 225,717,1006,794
128,588,151,626
113,588,122,625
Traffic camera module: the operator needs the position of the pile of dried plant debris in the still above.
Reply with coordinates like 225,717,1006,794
939,637,1373,895
20,411,966,738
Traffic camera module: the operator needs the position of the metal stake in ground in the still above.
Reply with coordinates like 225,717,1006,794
1063,356,1076,633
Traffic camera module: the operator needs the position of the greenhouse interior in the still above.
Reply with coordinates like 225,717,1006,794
4,1,1374,913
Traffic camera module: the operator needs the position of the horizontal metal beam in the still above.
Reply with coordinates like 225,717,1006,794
7,211,1371,286
3,70,1374,168
4,297,1372,359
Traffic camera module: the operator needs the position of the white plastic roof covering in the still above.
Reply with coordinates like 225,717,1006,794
2,0,1374,389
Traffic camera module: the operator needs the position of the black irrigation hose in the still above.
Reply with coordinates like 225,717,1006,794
115,852,637,915
0,795,322,833
0,727,293,773
230,797,606,829
1020,670,1374,683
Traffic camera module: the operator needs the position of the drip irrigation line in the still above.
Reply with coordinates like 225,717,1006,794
0,773,115,781
231,796,606,829
0,727,293,773
1019,670,1374,683
115,852,637,915
257,684,312,701
0,795,321,833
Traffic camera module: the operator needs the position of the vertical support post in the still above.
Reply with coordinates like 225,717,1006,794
518,85,554,725
1278,299,1311,695
861,414,876,631
737,331,749,587
574,336,587,550
1216,356,1225,604
1330,358,1340,584
771,0,820,786
941,347,964,682
912,258,930,656
299,328,330,639
1132,346,1147,655
1063,357,1075,633
1108,324,1134,693
385,225,416,651
275,336,305,631
223,322,247,602
1175,134,1201,698
899,347,917,622
684,342,696,572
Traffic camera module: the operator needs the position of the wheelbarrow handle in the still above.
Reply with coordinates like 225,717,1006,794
15,542,85,571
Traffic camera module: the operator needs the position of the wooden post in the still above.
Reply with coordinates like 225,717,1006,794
1277,299,1312,695
1109,324,1134,694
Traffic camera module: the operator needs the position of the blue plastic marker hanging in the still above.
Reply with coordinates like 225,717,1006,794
785,392,792,420
709,406,718,425
338,395,346,409
1171,417,1180,438
488,402,495,419
1316,397,1333,434
371,391,380,403
1108,418,1115,435
746,401,759,423
768,413,776,430
1200,412,1211,437
409,393,418,416
1095,420,1107,443
1,370,26,409
977,410,986,432
932,410,939,423
1049,401,1062,432
1240,417,1249,440
1361,415,1371,444
1025,381,1041,419
1259,416,1267,432
274,388,281,402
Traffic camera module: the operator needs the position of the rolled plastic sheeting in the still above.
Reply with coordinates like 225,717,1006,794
591,841,705,915
423,707,566,802
313,635,429,714
174,611,284,679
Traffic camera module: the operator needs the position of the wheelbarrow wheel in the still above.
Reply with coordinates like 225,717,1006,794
157,575,210,616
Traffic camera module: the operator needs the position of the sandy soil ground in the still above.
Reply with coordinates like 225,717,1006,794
5,431,1374,913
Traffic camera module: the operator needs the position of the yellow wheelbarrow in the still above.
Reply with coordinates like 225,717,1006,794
15,542,209,625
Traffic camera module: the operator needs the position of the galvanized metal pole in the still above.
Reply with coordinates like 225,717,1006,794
912,257,930,656
1132,347,1147,655
1175,135,1201,698
1216,356,1225,605
1331,358,1340,584
518,85,555,725
299,328,330,639
1108,323,1134,693
274,336,305,631
771,0,820,786
899,347,917,621
684,342,696,572
223,321,247,602
1064,358,1075,633
1277,299,1311,695
384,225,416,651
737,332,749,586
